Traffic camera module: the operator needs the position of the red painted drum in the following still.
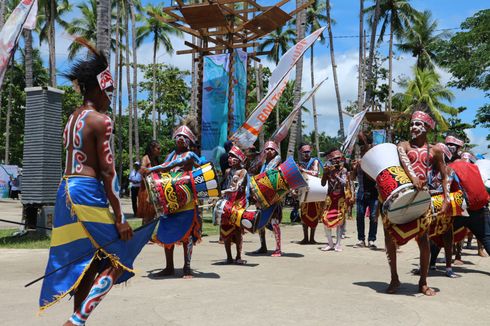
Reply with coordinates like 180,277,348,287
213,199,260,233
361,143,431,224
250,157,307,208
145,163,220,215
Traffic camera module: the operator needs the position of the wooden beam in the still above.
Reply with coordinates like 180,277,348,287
288,0,314,17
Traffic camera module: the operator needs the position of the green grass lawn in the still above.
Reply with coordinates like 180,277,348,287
0,207,305,249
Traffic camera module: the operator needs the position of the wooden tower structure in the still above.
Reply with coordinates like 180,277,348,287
153,0,313,136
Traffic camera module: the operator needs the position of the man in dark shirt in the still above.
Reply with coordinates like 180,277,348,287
352,134,379,248
219,141,233,174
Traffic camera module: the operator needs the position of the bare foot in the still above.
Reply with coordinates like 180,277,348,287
298,239,308,245
308,239,318,244
63,321,75,326
386,279,401,294
225,258,234,265
235,258,247,265
271,250,282,257
453,259,464,266
419,284,436,296
478,249,488,257
152,267,175,278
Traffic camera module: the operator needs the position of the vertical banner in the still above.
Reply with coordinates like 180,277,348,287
341,108,368,156
372,129,387,145
232,49,247,133
0,165,18,198
201,53,231,167
0,0,37,88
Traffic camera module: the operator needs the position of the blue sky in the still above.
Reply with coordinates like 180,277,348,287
32,0,489,153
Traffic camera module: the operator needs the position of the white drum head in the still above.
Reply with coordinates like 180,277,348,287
300,175,328,203
361,143,401,180
384,188,431,224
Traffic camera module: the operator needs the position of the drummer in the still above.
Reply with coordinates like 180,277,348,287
426,143,460,278
384,111,449,296
252,140,283,257
321,149,349,252
297,143,324,244
220,145,249,264
143,123,202,279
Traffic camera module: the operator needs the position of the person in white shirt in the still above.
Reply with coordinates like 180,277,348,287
129,162,142,217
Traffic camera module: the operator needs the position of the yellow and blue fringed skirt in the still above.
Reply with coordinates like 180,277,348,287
39,176,156,312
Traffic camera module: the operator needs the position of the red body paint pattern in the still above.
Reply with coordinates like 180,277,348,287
397,146,417,180
102,116,114,165
407,146,433,182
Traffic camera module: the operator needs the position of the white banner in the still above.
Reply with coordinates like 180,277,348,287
231,71,291,149
0,0,37,88
231,27,326,149
341,108,368,155
271,78,327,143
268,26,326,94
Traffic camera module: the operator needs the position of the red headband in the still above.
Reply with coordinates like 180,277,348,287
229,145,246,162
411,111,435,130
445,135,464,147
173,125,196,143
264,141,279,153
299,145,312,153
327,150,343,160
436,143,452,161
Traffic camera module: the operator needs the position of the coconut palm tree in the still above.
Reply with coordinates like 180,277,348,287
37,0,71,87
96,0,111,58
396,10,448,71
288,0,307,157
366,0,418,113
258,25,296,65
399,68,457,130
136,4,183,140
364,0,381,108
305,0,326,155
129,0,140,161
326,0,344,139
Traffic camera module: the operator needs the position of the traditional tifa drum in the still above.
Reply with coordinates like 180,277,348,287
145,163,220,215
431,190,467,217
475,159,490,194
213,199,260,233
299,174,328,203
361,143,431,224
250,157,308,208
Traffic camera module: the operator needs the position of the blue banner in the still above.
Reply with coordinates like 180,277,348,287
201,51,248,168
232,50,247,133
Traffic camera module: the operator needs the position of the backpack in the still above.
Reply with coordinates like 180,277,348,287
450,161,490,211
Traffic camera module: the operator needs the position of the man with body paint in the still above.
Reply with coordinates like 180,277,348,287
383,111,449,296
39,46,154,325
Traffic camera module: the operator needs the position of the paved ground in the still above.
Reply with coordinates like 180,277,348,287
1,199,489,325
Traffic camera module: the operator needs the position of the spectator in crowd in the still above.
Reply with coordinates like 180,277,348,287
129,162,142,218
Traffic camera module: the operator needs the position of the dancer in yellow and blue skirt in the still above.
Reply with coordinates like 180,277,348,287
144,124,202,279
39,44,155,325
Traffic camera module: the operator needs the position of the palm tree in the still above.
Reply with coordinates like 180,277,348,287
305,0,326,155
357,0,365,113
399,68,457,130
366,0,418,113
326,0,344,139
96,0,111,58
258,25,296,66
364,0,381,108
136,4,182,140
288,0,307,157
130,0,140,162
396,10,448,71
37,0,71,87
